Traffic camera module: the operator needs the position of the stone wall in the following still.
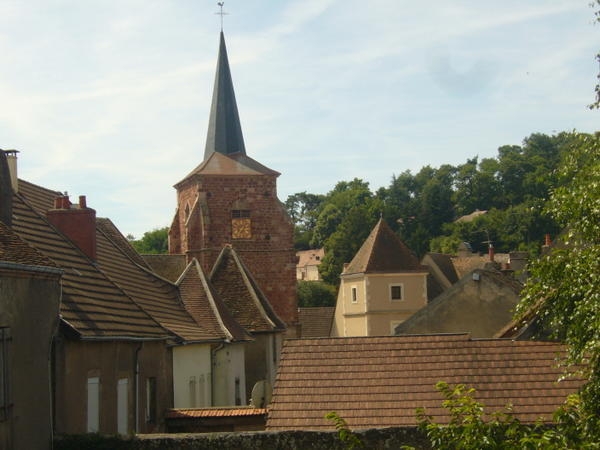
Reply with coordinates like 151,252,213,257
55,428,431,450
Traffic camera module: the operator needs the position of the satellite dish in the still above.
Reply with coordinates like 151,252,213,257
250,380,272,408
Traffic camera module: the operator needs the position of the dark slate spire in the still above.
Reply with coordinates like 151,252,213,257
203,31,246,160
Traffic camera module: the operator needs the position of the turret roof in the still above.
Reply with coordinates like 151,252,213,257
204,31,246,160
343,218,427,275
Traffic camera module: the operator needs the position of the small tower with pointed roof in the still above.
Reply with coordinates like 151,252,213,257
331,218,429,337
169,31,297,330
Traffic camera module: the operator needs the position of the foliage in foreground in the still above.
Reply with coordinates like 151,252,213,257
516,132,600,433
325,411,364,449
410,382,599,450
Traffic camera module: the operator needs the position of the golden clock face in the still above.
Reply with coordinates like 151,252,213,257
232,217,251,239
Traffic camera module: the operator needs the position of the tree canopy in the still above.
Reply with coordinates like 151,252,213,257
129,227,169,254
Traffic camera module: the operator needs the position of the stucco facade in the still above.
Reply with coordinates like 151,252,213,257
0,262,61,450
331,219,429,337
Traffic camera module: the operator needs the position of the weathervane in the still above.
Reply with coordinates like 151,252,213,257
215,2,228,31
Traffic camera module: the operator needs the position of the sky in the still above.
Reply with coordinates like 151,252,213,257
0,0,598,238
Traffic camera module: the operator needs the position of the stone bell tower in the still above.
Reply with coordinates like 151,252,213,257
169,32,297,329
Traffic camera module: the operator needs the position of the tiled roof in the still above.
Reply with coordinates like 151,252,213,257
16,179,60,215
267,334,584,431
12,189,168,339
395,269,522,338
143,254,187,283
166,407,267,419
452,253,509,278
176,152,278,187
210,245,285,333
422,253,459,285
296,248,324,269
455,209,487,223
96,218,225,343
176,258,252,343
343,219,427,275
298,307,334,338
0,220,57,268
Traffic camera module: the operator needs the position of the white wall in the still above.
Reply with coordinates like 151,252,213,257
213,343,246,406
172,344,212,408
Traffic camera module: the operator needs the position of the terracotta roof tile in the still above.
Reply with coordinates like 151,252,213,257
296,249,324,269
343,219,427,275
12,189,168,339
298,307,334,337
166,407,267,419
95,218,225,343
0,220,57,268
176,258,252,342
210,246,285,333
267,334,584,430
143,254,187,283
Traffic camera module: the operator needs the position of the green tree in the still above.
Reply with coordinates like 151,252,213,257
130,227,169,254
517,132,600,436
297,281,337,307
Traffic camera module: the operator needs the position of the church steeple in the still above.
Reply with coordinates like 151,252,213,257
204,31,246,161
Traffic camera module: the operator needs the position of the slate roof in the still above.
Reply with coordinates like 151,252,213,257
452,253,509,278
95,218,225,343
204,31,246,160
210,245,285,333
298,307,334,338
343,219,427,275
266,334,584,431
176,258,252,343
11,187,168,339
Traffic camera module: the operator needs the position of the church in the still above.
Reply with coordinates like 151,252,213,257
167,31,298,334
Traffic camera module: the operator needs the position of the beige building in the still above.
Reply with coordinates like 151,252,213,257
296,248,324,281
331,219,428,337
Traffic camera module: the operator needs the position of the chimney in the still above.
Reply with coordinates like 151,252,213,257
47,194,97,260
544,233,552,247
2,149,19,192
0,150,12,226
488,243,495,262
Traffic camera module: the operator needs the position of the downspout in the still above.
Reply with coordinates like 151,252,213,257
211,343,225,406
134,344,142,433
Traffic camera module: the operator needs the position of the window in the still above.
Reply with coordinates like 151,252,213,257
351,287,358,303
87,377,100,432
0,327,11,422
390,284,403,301
231,209,250,219
145,377,157,423
117,378,128,435
235,377,241,406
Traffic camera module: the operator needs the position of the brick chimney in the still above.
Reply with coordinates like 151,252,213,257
47,194,97,260
488,243,495,262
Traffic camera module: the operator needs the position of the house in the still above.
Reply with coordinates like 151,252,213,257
0,150,62,449
331,219,429,337
209,245,286,402
5,154,263,434
296,248,324,280
394,268,522,338
168,31,298,333
266,334,585,431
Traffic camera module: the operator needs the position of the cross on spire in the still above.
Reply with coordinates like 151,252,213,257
215,2,228,31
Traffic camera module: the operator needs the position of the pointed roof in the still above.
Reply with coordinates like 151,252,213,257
343,219,427,275
176,258,252,343
210,245,285,333
204,31,246,160
175,151,279,187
